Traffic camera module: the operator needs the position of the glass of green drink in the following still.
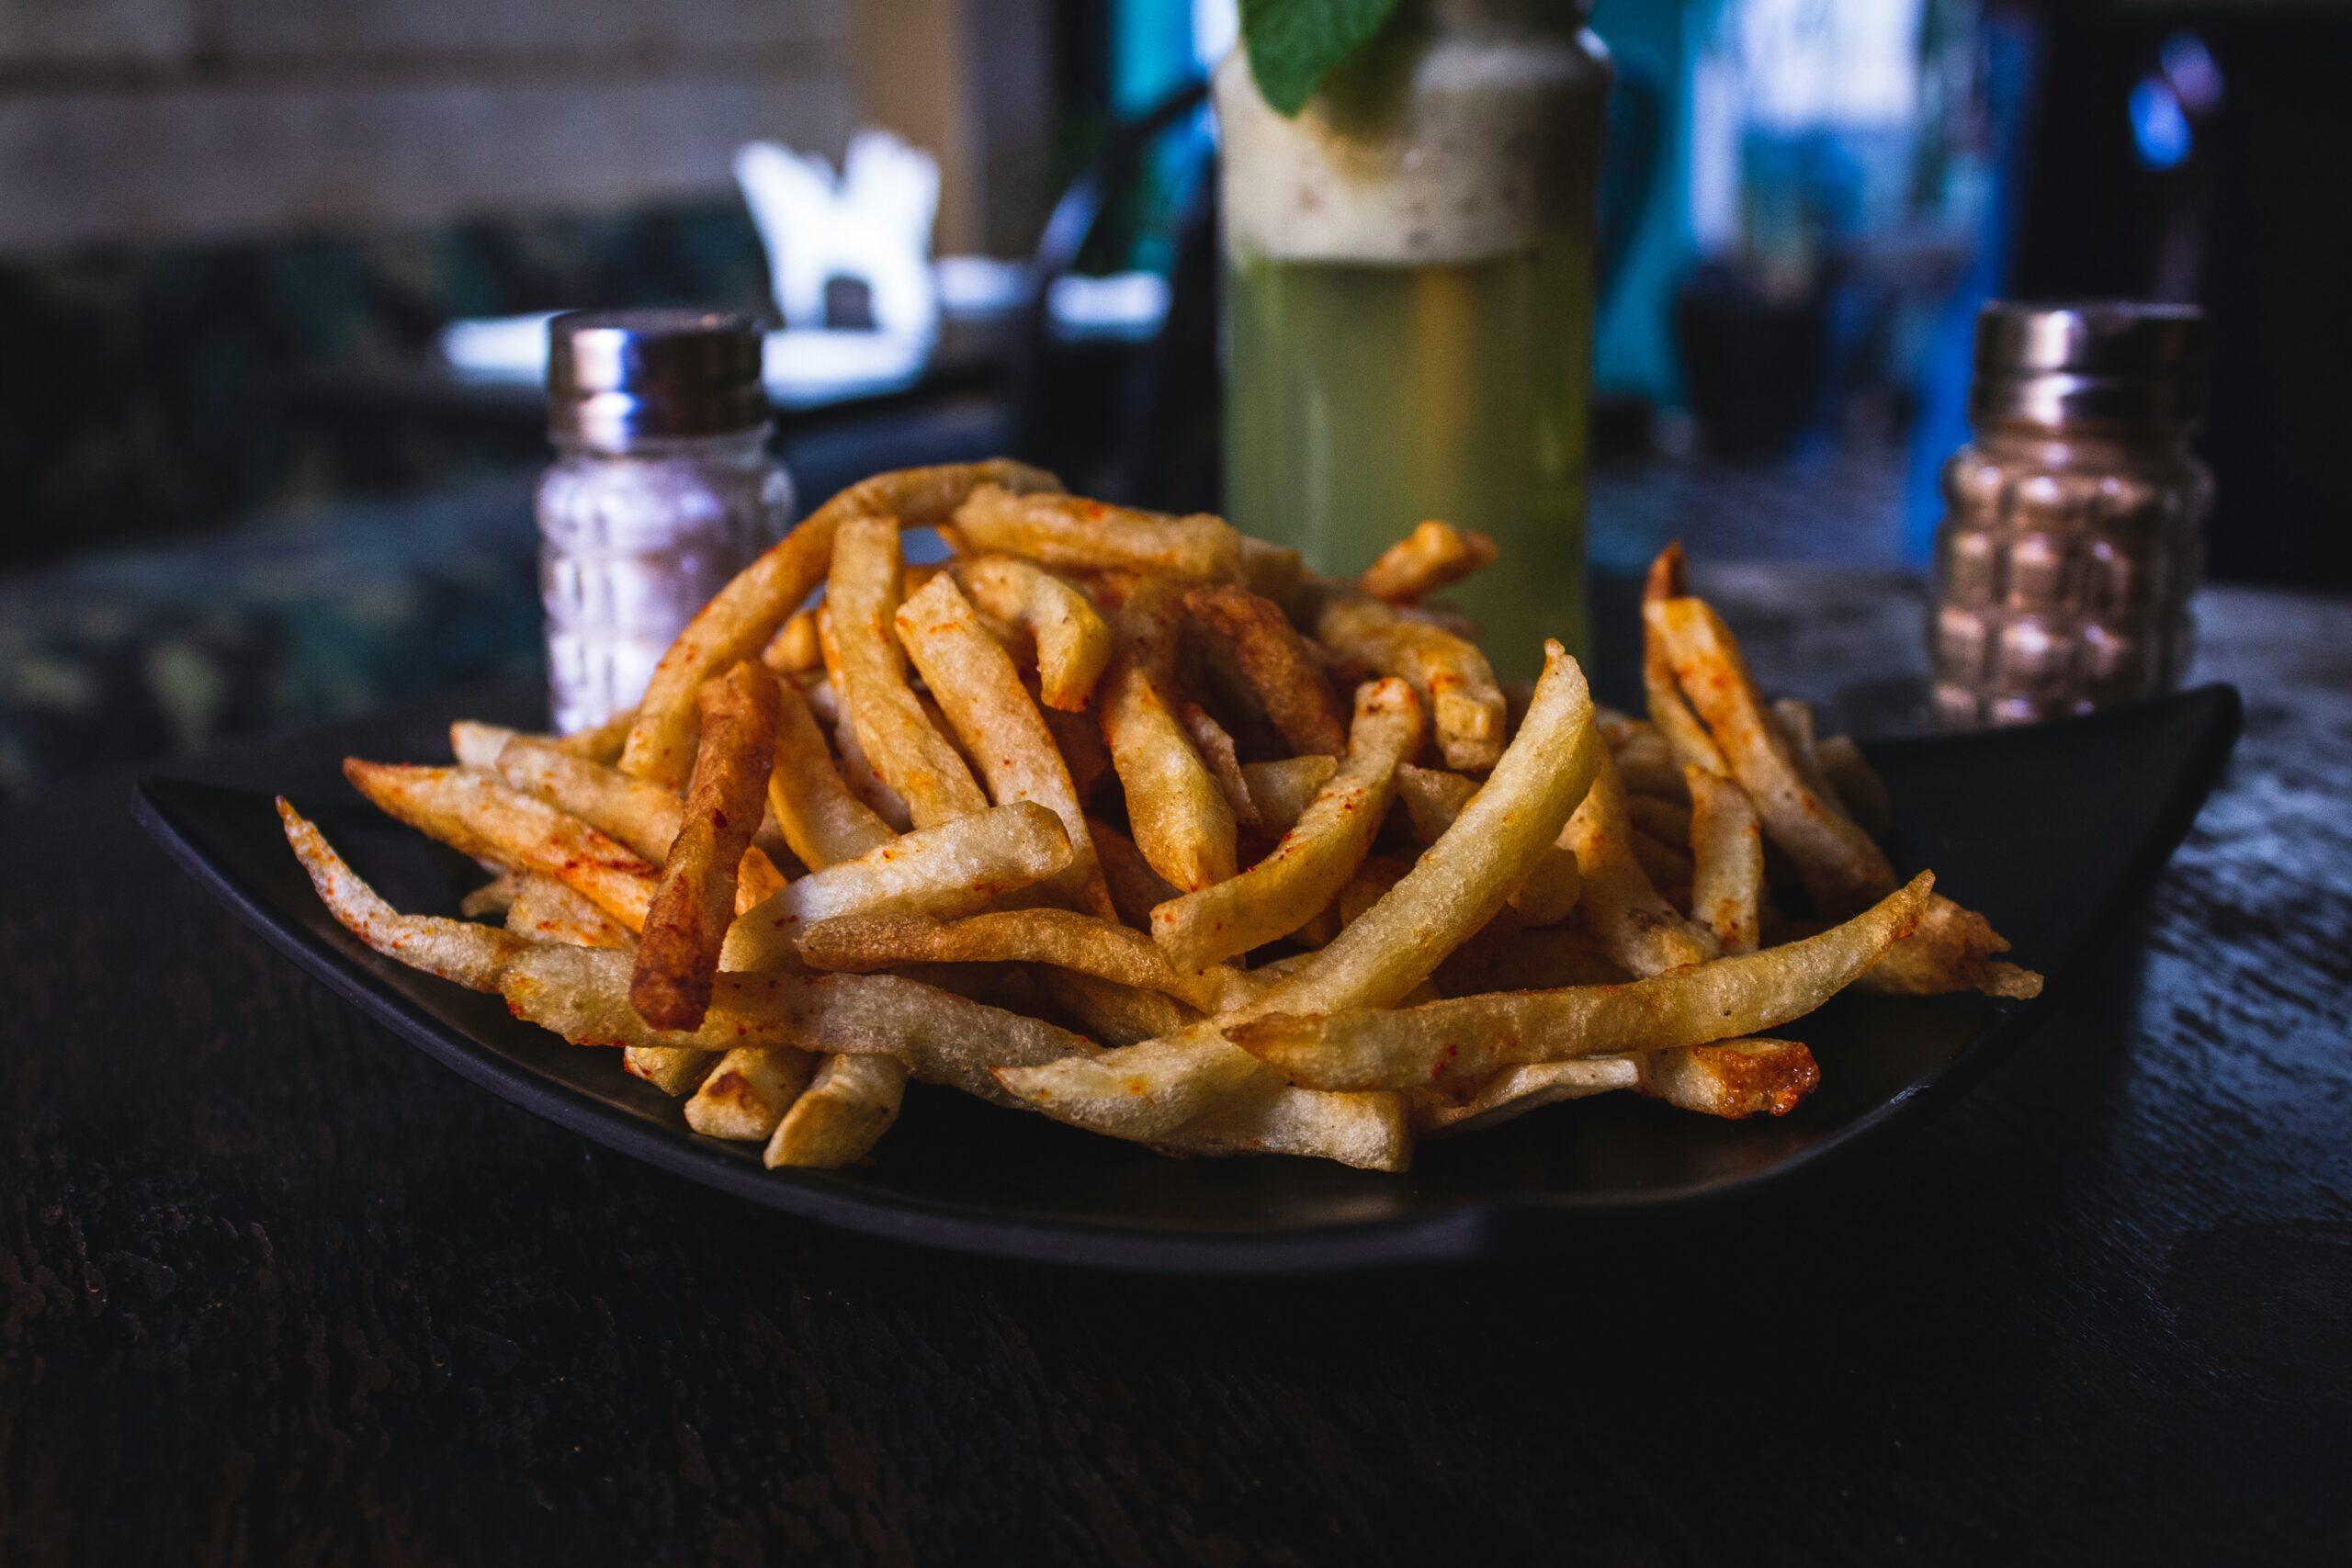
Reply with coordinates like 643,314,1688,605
1216,1,1611,677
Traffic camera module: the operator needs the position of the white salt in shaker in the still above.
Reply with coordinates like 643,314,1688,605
538,310,791,734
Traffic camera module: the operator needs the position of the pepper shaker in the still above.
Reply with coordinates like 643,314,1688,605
1929,302,2211,728
539,310,792,735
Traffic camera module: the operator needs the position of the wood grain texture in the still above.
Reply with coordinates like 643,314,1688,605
4,580,2349,1564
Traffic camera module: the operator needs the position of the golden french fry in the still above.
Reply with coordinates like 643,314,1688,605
1149,678,1422,972
1857,895,2044,998
1100,574,1238,891
1182,583,1350,757
1642,1039,1818,1118
278,798,535,990
897,571,1114,918
1241,754,1340,832
1392,763,1476,845
1410,1058,1641,1135
953,484,1243,581
765,676,895,871
993,640,1597,1141
505,873,634,950
621,460,1057,787
684,1046,818,1140
343,760,658,931
631,661,782,1031
810,632,916,833
449,720,516,769
1389,762,1581,925
829,515,990,829
494,733,787,908
1229,872,1932,1091
1654,594,1897,918
503,949,1092,1110
762,606,824,674
797,909,1261,1015
765,1055,907,1167
949,554,1114,712
1563,748,1717,976
1309,581,1507,771
1358,520,1499,604
718,801,1073,971
1686,766,1763,955
1641,545,1730,778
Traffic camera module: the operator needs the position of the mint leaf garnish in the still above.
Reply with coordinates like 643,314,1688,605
1240,0,1402,116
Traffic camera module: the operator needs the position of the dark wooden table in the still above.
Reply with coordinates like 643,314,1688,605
4,570,2346,1565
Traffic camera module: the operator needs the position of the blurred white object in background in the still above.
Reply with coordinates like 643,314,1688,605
735,130,941,344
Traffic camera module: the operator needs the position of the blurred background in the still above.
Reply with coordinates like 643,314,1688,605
4,0,2346,801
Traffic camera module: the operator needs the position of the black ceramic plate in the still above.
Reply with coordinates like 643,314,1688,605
137,683,2239,1272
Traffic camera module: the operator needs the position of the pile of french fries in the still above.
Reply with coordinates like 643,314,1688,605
282,461,2041,1173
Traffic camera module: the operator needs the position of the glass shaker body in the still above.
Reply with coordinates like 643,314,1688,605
1216,0,1611,675
537,428,791,734
1930,421,2210,728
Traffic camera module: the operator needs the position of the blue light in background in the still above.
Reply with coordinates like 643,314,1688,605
2130,76,2192,171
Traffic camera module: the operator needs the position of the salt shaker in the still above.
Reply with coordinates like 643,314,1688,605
539,310,792,734
1929,302,2211,727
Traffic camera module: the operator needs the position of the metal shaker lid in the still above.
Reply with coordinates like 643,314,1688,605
1971,301,2208,428
547,309,767,446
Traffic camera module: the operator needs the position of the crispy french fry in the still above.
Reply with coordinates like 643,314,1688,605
1388,762,1581,925
631,661,782,1031
1309,581,1507,771
1643,1039,1818,1118
1358,520,1498,604
1393,763,1477,845
1229,872,1932,1091
762,606,824,674
797,909,1261,1015
1857,896,2044,998
1410,1058,1641,1134
992,641,1597,1142
953,484,1243,581
765,1055,906,1167
450,720,516,769
505,873,634,950
1642,545,1730,779
621,460,1057,787
898,571,1114,918
765,676,895,871
1654,595,1896,918
684,1046,819,1140
278,799,535,990
343,761,657,931
830,516,990,829
503,950,1092,1109
494,734,786,908
1181,583,1350,756
1685,766,1763,955
1564,748,1718,976
718,801,1073,971
949,554,1114,712
1100,574,1238,891
1242,755,1340,833
811,626,916,832
1149,678,1422,972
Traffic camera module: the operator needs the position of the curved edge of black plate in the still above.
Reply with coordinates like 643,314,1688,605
133,683,2242,1274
